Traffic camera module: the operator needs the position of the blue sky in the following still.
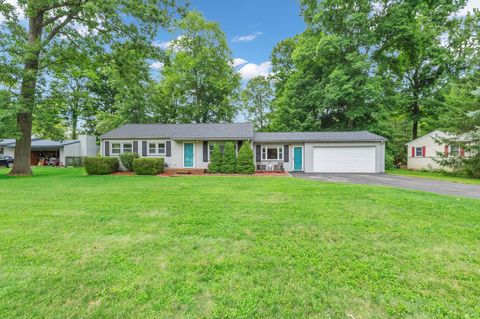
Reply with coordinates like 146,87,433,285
152,0,306,80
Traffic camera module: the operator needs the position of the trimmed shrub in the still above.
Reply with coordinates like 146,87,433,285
133,158,165,175
221,142,237,174
208,144,222,173
236,143,255,174
119,152,139,171
85,157,119,175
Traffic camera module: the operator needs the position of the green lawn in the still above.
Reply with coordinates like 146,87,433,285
387,168,480,185
1,168,479,318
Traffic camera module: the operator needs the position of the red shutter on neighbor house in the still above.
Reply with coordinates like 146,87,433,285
422,146,426,157
444,145,449,157
460,147,465,157
411,147,415,157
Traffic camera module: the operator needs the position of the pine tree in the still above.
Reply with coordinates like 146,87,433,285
236,143,255,174
208,144,222,173
221,142,237,174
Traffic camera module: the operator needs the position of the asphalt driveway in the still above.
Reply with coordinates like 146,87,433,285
291,172,480,199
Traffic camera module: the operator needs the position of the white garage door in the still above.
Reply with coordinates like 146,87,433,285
313,146,376,173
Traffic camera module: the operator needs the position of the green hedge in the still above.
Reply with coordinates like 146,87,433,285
119,152,139,171
133,158,165,175
85,157,119,175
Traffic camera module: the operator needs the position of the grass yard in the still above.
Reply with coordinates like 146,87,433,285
387,168,480,185
1,167,479,318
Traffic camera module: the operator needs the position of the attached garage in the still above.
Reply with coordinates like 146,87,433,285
254,131,387,173
312,146,376,173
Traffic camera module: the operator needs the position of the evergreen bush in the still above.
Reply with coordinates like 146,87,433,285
236,143,255,174
221,142,237,174
208,143,222,173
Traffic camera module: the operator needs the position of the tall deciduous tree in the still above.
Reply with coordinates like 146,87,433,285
270,0,382,131
158,11,241,123
374,0,477,139
0,0,184,175
241,76,273,130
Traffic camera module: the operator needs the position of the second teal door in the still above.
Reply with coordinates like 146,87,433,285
293,147,303,171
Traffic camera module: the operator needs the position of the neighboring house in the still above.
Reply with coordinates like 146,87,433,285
100,123,387,173
406,130,465,170
0,135,97,166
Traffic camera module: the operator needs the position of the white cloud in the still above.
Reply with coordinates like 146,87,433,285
0,0,25,24
238,61,271,80
150,61,164,70
152,40,172,50
153,35,185,51
458,0,480,15
231,32,263,43
233,58,248,68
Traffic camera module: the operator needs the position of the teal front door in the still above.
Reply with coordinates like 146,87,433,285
293,147,303,171
184,143,194,168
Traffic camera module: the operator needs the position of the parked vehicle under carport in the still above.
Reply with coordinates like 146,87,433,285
0,155,14,168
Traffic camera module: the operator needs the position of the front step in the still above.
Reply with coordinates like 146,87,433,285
164,168,206,176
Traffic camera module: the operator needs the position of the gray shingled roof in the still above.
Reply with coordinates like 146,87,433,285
2,139,80,149
254,131,387,143
101,123,255,140
0,139,16,146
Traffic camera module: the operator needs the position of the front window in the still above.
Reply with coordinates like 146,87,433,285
111,143,121,154
415,147,423,157
0,147,3,155
450,145,460,156
148,142,166,155
123,143,132,153
149,143,156,154
262,146,283,160
158,143,166,154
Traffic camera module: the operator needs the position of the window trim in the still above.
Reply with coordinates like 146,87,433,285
415,147,423,157
147,141,167,155
110,142,133,155
111,143,122,155
261,145,284,161
449,145,460,157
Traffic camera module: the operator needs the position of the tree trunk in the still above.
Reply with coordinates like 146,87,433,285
412,120,418,140
9,14,44,175
71,110,78,140
412,100,420,140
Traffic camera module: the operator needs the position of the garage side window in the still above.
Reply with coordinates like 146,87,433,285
261,146,283,160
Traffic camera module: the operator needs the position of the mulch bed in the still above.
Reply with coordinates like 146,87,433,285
111,171,290,177
111,172,136,176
